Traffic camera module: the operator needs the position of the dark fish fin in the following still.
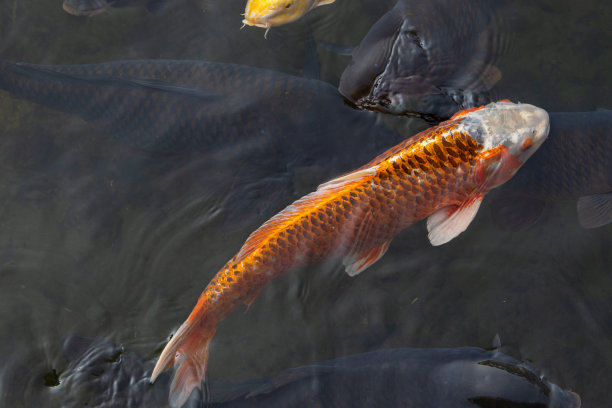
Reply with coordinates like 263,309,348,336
489,195,546,230
2,61,219,101
302,21,320,80
146,0,167,16
317,42,356,57
577,192,612,228
492,334,502,349
221,165,293,234
121,77,218,99
62,0,111,16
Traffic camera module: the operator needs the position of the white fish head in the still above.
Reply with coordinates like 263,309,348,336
457,100,550,190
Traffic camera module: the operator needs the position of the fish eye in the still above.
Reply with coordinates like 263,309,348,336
285,2,292,8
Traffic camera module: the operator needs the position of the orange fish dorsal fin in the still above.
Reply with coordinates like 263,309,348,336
234,166,378,263
449,105,486,121
427,194,484,246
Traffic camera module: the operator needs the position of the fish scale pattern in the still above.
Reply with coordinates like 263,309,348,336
0,59,361,154
192,121,484,324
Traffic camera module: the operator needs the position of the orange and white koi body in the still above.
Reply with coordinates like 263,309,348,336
151,101,549,407
243,0,335,31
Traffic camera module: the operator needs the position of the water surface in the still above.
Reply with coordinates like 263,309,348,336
0,0,610,406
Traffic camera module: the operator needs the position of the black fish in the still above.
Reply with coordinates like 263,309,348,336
62,0,168,16
491,111,612,228
339,0,504,120
54,335,580,408
0,59,399,157
0,59,403,228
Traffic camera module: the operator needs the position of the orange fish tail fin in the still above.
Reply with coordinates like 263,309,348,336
151,316,217,408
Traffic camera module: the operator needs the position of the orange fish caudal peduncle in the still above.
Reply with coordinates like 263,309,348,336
150,100,549,407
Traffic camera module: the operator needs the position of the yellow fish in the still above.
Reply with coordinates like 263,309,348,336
243,0,335,32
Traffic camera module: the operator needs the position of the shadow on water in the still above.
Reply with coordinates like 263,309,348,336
0,0,610,406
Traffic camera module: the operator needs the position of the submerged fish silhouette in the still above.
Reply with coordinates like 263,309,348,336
0,59,399,158
0,58,406,227
63,0,168,16
210,347,581,408
491,111,612,228
56,335,581,408
339,0,504,120
150,101,549,407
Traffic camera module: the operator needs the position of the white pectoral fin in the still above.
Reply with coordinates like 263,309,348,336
577,193,612,228
315,0,336,7
427,194,484,246
343,240,392,277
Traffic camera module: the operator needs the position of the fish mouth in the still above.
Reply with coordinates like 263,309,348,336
243,6,289,28
242,17,271,29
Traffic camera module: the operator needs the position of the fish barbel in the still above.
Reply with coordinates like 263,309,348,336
243,0,335,31
150,101,549,408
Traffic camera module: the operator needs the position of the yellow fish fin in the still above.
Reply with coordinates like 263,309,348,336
315,0,336,6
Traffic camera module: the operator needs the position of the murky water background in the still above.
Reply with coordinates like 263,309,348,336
0,0,610,406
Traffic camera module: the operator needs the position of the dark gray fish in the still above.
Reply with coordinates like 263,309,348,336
491,111,612,228
62,0,168,16
0,59,403,228
339,0,504,120
54,335,580,408
0,59,398,158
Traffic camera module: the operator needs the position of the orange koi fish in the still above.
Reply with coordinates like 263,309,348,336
150,101,549,407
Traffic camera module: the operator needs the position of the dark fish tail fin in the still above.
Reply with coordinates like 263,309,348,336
62,0,110,16
151,312,217,408
0,60,78,112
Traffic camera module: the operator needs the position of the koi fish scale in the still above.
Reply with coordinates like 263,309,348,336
151,101,550,408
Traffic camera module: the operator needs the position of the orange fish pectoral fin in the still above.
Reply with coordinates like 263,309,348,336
427,194,484,246
342,240,392,277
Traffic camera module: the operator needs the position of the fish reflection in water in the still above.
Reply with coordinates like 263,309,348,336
62,0,168,16
0,58,403,226
54,334,580,408
491,111,612,229
339,0,504,120
151,101,549,407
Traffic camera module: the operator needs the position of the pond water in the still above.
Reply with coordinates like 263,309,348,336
0,0,610,406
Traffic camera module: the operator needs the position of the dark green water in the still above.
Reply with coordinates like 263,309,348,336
0,0,610,406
